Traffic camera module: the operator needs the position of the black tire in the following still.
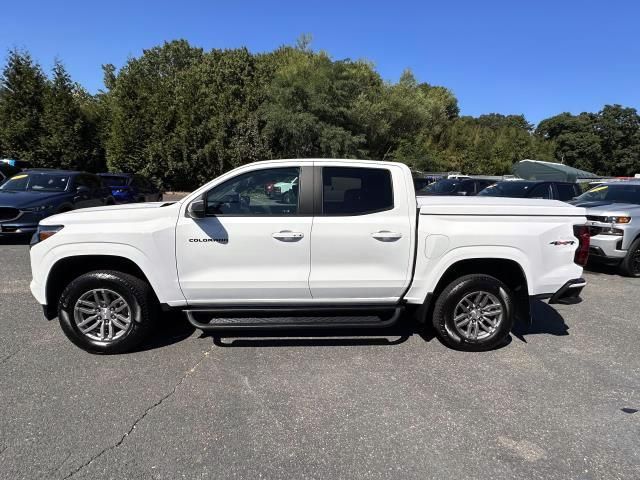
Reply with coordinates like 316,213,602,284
432,274,514,351
619,237,640,277
58,270,155,354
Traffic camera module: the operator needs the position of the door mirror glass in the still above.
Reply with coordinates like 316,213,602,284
187,197,206,219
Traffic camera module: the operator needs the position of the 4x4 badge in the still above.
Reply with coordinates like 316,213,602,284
549,240,576,246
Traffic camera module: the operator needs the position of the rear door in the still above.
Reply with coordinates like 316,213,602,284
309,163,413,302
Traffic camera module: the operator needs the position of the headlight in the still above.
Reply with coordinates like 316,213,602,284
604,216,631,224
33,225,64,243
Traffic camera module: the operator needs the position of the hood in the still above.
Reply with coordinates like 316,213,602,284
568,200,640,215
40,201,177,226
0,190,69,208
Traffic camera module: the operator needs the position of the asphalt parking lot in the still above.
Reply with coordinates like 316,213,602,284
0,241,638,480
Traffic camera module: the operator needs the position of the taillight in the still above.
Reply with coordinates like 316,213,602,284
573,225,590,266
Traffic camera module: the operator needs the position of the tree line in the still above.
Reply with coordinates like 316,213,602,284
1,39,639,190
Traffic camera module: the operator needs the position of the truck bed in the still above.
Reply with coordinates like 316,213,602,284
417,196,583,217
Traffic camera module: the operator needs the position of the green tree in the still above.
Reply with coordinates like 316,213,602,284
0,49,47,162
39,61,102,171
536,106,640,176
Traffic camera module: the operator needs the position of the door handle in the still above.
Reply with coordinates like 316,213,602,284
371,231,402,242
272,231,304,242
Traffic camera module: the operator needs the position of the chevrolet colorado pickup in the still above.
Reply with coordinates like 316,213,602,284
29,160,589,353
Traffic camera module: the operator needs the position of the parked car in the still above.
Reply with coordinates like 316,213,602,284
418,178,495,196
30,159,587,354
478,180,581,201
0,169,113,236
98,173,162,203
569,181,640,276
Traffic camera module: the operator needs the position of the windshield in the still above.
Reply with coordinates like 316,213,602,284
575,184,640,204
101,176,129,187
0,172,70,192
424,180,459,194
478,182,534,197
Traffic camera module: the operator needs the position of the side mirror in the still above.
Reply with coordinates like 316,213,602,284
187,197,206,219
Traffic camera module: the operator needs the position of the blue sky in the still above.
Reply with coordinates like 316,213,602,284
1,0,638,125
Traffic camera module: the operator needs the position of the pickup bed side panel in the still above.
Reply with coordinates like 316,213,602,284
404,213,584,304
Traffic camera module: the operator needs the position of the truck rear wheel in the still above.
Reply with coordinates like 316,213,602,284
432,274,514,351
58,270,154,354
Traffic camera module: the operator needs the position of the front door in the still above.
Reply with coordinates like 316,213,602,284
175,165,313,304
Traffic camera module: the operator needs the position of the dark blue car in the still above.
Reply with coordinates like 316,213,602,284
98,173,162,204
0,169,114,236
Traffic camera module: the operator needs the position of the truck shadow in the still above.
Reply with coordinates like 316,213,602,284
135,300,569,351
207,325,415,348
584,261,620,276
511,300,569,343
132,310,197,352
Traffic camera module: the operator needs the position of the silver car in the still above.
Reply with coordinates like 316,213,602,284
570,181,640,277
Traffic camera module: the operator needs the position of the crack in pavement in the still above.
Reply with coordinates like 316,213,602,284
61,346,214,479
0,350,19,365
47,451,72,479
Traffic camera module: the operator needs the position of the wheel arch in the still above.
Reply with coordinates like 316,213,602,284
44,255,156,319
426,257,531,325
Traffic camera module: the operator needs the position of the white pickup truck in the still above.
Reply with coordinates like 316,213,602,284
29,159,589,353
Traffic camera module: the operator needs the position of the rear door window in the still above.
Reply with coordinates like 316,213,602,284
322,167,393,215
459,181,476,195
528,183,552,199
556,183,579,201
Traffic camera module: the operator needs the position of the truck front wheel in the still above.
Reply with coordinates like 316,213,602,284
58,271,154,354
432,274,514,351
619,237,640,277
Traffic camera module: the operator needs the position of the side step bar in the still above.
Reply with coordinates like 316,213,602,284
184,305,405,331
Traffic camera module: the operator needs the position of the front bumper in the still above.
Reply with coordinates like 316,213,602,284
1,210,48,235
589,234,627,261
549,278,586,305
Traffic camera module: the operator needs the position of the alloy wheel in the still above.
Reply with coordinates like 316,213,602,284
452,291,503,341
73,289,132,342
